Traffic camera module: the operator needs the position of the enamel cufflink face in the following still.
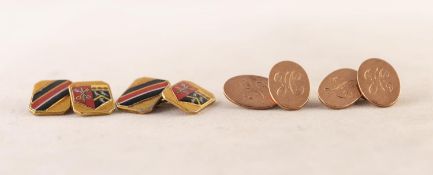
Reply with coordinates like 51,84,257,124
117,77,170,114
162,81,215,114
29,80,72,115
69,81,115,116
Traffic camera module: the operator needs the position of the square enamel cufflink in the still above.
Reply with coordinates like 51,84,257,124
29,80,72,115
69,81,116,116
29,78,216,116
162,81,216,114
116,77,170,114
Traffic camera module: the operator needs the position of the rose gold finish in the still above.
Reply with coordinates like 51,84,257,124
357,58,400,107
318,68,362,109
268,61,310,110
224,75,276,109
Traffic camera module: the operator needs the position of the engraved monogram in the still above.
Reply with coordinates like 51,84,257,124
273,71,305,96
363,67,394,95
324,77,358,99
240,79,267,101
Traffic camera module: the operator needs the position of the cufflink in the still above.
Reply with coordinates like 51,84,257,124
69,81,115,116
162,81,215,114
29,80,72,115
117,77,170,114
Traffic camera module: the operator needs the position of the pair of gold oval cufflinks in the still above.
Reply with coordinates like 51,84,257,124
224,58,400,110
29,78,215,116
318,58,400,109
224,61,310,110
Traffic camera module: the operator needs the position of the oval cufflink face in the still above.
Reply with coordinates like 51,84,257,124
29,80,72,116
69,81,116,116
117,77,170,114
162,81,215,114
224,75,276,110
357,58,400,107
268,61,310,110
318,68,362,109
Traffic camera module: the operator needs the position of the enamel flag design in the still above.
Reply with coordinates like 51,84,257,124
162,81,215,114
116,78,170,114
172,82,209,105
29,80,72,115
69,81,115,116
72,86,111,109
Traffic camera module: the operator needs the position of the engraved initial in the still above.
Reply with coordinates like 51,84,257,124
363,67,394,95
273,71,305,96
324,76,358,99
240,80,266,100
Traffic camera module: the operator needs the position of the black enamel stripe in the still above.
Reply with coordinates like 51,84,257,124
32,80,67,102
119,88,164,106
122,79,166,96
36,89,69,111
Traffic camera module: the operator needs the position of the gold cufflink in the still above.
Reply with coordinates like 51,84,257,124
29,80,72,115
117,77,170,114
318,68,361,109
69,81,115,116
268,60,310,110
357,58,400,107
162,81,215,114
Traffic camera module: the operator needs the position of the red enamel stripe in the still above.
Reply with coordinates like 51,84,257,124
31,81,71,109
72,86,95,109
173,82,197,100
117,82,168,103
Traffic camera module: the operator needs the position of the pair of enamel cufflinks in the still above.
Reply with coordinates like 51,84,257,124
29,77,216,116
